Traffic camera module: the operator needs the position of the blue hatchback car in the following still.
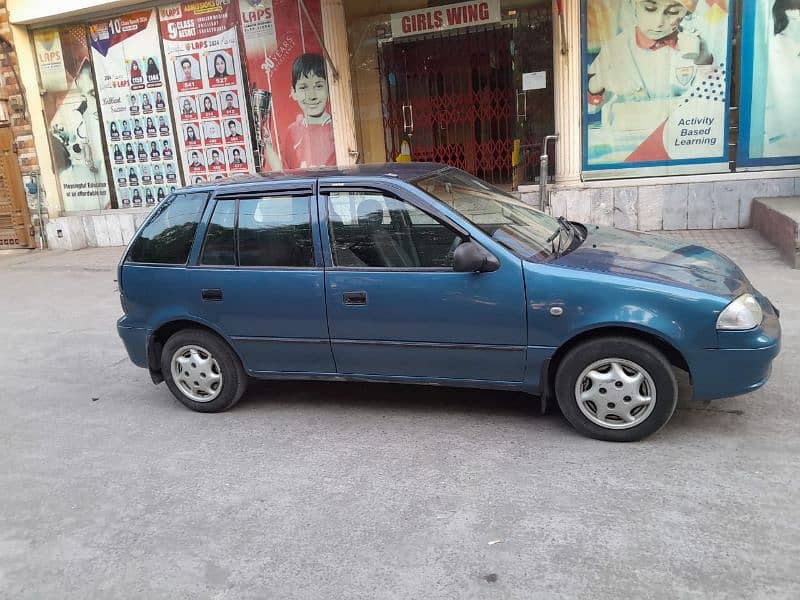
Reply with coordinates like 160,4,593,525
117,164,780,441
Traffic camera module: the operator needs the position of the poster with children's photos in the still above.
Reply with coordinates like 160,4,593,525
160,0,254,184
582,0,733,179
238,0,336,171
89,9,182,208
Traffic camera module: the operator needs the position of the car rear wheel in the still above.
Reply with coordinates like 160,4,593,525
161,329,247,412
554,337,678,442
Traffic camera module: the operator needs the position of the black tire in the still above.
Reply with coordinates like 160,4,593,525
160,328,248,413
554,337,678,442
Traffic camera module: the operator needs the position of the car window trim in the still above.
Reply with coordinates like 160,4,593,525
196,190,318,270
321,187,478,272
126,192,210,266
319,184,471,241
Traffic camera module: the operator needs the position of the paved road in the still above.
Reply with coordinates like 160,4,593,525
1,230,798,599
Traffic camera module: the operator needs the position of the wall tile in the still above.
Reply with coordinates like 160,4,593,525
613,187,638,230
662,184,689,230
687,182,714,229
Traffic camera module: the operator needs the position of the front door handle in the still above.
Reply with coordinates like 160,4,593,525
202,288,224,301
343,291,367,306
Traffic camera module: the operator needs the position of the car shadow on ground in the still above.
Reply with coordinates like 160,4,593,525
239,378,548,420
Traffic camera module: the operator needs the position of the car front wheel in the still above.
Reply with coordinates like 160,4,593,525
554,337,678,442
160,328,248,412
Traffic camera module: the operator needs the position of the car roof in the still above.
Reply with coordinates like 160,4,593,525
185,162,449,192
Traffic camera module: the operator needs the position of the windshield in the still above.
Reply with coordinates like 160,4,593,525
414,168,572,260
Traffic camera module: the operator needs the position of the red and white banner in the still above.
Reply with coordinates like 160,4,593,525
90,10,180,208
390,0,500,38
160,0,255,184
239,0,336,170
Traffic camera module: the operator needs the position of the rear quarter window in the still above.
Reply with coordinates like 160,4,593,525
127,193,208,264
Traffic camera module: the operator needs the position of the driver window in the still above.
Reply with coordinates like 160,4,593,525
327,191,462,269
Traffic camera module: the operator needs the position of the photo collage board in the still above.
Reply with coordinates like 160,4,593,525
89,9,182,208
160,0,254,186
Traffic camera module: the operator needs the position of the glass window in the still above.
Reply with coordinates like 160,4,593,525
127,193,207,264
201,200,236,266
414,167,568,260
238,196,314,267
327,191,462,269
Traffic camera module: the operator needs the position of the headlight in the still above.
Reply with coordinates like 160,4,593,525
717,294,763,330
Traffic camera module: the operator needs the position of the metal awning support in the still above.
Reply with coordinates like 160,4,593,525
298,0,341,81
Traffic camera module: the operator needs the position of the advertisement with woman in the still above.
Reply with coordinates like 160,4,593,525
33,26,112,211
160,0,255,182
238,0,336,171
89,9,182,207
739,0,800,168
583,0,732,178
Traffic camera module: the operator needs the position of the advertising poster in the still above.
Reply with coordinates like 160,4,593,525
160,0,255,185
738,1,800,168
34,26,112,211
238,0,336,171
89,10,182,209
582,0,732,178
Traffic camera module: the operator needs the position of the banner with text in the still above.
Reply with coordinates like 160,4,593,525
738,1,800,168
238,0,336,171
391,0,500,38
160,0,255,184
34,26,112,211
582,0,732,178
90,9,182,208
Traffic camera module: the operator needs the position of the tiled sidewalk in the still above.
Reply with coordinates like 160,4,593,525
660,228,785,266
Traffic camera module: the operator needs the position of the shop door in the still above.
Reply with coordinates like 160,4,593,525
0,127,33,249
512,5,555,185
380,25,515,185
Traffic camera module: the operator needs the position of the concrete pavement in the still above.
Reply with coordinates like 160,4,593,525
1,230,799,599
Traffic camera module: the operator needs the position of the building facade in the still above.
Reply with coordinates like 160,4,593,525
4,0,799,248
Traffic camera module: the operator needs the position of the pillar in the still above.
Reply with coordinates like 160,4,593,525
321,0,359,166
552,0,582,184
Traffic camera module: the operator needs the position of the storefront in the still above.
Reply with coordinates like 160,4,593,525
5,0,800,243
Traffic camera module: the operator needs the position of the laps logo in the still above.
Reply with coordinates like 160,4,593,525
159,6,182,20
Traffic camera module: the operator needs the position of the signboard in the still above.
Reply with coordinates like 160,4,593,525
738,1,800,169
582,0,733,179
90,9,182,208
160,0,255,184
238,0,336,171
522,71,546,91
391,0,501,38
34,26,112,212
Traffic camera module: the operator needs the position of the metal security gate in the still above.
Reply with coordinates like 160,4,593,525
380,25,515,185
0,126,33,248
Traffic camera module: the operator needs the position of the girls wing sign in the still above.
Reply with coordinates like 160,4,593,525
160,0,255,184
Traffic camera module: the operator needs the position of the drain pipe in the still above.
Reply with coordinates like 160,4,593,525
30,169,47,249
539,134,559,211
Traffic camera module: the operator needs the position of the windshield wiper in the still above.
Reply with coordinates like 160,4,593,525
546,216,574,257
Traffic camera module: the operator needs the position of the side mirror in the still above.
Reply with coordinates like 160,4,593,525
453,241,500,273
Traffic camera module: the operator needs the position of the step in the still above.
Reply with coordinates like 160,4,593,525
751,197,800,268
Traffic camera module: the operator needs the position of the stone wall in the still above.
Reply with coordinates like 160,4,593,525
521,176,800,231
0,0,43,241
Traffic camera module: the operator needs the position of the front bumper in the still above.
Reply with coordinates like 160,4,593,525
117,316,149,369
687,307,781,402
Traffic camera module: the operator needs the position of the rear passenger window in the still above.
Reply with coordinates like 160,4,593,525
128,193,207,264
238,196,314,267
201,200,236,266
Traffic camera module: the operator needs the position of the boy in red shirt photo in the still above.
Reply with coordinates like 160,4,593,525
263,53,336,171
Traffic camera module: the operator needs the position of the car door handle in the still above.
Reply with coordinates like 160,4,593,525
343,291,367,306
201,288,224,302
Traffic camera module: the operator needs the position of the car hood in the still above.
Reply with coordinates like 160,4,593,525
553,226,750,298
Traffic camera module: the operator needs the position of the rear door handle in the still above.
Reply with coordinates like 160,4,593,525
202,288,224,301
343,291,367,306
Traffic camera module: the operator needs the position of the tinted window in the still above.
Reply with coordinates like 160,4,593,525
327,192,462,269
201,200,236,266
128,193,207,264
238,196,314,267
